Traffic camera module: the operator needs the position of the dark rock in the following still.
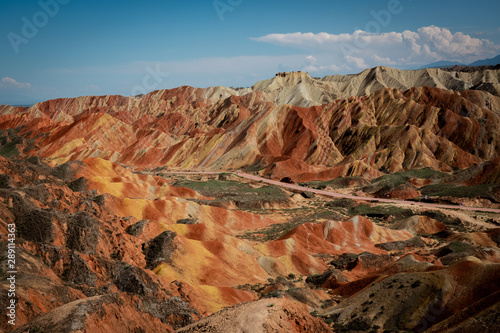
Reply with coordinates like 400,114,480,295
92,194,107,206
26,156,43,166
329,253,358,270
300,191,315,199
218,174,229,181
23,184,52,203
339,316,372,332
68,176,88,192
113,264,157,296
66,211,100,254
487,228,500,246
127,220,149,237
176,218,199,225
164,296,200,329
375,237,425,251
433,229,455,239
17,209,54,243
142,231,177,269
0,174,12,188
440,253,470,266
139,296,199,330
38,245,98,287
306,269,349,288
50,162,75,182
346,252,394,271
12,192,54,243
434,241,486,265
62,251,98,286
434,241,476,258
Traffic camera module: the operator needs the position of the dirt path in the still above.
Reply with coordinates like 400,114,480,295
159,171,500,214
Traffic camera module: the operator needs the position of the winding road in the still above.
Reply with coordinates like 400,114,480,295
160,170,500,214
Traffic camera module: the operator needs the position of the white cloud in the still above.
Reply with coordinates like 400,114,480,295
373,54,396,65
346,55,368,69
306,55,317,63
1,77,31,89
252,26,500,70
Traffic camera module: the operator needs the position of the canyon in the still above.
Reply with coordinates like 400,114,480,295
0,66,499,332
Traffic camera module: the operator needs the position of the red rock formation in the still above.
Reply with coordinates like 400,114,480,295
1,83,499,183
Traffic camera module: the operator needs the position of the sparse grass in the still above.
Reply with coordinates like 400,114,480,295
373,168,447,183
307,176,368,190
348,204,414,221
363,168,448,194
239,205,345,241
420,184,498,202
325,198,356,209
240,219,305,241
243,161,267,172
395,168,448,179
29,327,47,333
110,251,122,260
447,241,472,253
261,290,282,298
174,179,289,209
0,128,25,158
0,140,21,158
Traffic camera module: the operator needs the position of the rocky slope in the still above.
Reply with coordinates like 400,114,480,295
1,153,498,332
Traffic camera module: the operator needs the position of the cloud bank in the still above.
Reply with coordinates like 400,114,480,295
252,26,500,71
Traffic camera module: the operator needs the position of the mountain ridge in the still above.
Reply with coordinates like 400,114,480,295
419,54,500,69
3,65,500,110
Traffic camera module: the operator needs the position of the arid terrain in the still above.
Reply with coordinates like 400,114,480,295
1,66,500,332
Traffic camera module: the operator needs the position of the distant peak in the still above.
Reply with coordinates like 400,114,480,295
275,71,310,78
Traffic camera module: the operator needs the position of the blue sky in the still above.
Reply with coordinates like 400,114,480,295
1,0,500,105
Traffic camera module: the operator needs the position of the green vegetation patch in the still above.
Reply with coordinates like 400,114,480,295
173,179,289,209
239,219,305,242
420,184,499,202
363,168,448,194
0,140,20,158
394,168,448,180
325,198,356,209
0,127,37,158
242,160,267,172
348,204,414,220
240,206,345,241
306,176,369,190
